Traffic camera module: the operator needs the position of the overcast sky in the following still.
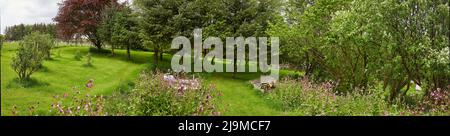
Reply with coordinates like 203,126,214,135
0,0,130,35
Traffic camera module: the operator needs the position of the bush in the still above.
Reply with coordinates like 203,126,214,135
36,71,219,116
56,49,62,57
128,71,220,116
85,53,93,66
11,32,53,81
279,70,304,80
49,90,107,116
267,77,449,116
74,50,83,61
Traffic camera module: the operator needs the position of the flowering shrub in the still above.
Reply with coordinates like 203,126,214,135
410,88,449,115
163,73,200,91
12,71,219,116
128,71,220,116
267,77,449,116
49,90,107,116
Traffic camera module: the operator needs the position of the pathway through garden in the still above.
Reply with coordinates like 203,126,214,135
203,73,290,116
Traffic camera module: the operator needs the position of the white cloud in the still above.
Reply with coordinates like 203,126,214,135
0,0,61,34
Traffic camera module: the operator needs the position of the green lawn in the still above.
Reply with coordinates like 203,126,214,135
201,72,299,116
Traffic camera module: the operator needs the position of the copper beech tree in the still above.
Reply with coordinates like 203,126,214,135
54,0,119,49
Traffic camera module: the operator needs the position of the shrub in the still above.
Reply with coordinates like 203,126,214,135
50,90,107,116
85,53,92,66
128,71,220,116
56,49,62,57
11,32,53,81
279,70,304,79
267,77,449,116
74,50,83,61
410,88,450,115
41,71,219,116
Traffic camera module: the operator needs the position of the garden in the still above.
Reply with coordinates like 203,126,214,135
0,0,449,116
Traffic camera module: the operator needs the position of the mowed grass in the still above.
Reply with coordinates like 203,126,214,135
1,42,153,115
201,72,294,116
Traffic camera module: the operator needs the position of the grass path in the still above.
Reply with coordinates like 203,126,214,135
202,72,293,116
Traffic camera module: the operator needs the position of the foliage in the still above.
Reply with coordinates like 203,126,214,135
56,49,62,58
268,0,449,101
268,77,449,115
54,0,119,49
74,49,83,61
128,71,220,116
11,32,54,81
134,0,187,65
98,2,140,59
134,0,278,67
85,53,93,66
0,34,3,52
202,0,280,78
49,91,107,116
4,23,57,41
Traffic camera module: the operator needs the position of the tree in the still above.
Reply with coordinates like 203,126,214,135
54,0,119,49
326,0,384,92
4,24,26,41
134,0,188,66
268,0,449,101
0,34,4,54
267,0,316,71
99,2,140,59
11,32,54,81
112,8,140,60
378,0,449,100
98,4,121,56
268,0,369,91
4,23,57,41
204,0,279,78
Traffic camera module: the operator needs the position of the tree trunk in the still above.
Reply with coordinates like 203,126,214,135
154,48,159,67
46,50,51,59
89,36,102,50
94,41,102,50
111,45,115,56
127,45,131,60
160,51,163,61
305,52,311,76
233,55,237,79
400,81,411,102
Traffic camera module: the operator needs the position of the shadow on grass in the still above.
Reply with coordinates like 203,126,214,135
87,47,152,64
37,65,51,73
89,47,112,54
6,78,50,88
82,63,96,68
45,57,61,62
